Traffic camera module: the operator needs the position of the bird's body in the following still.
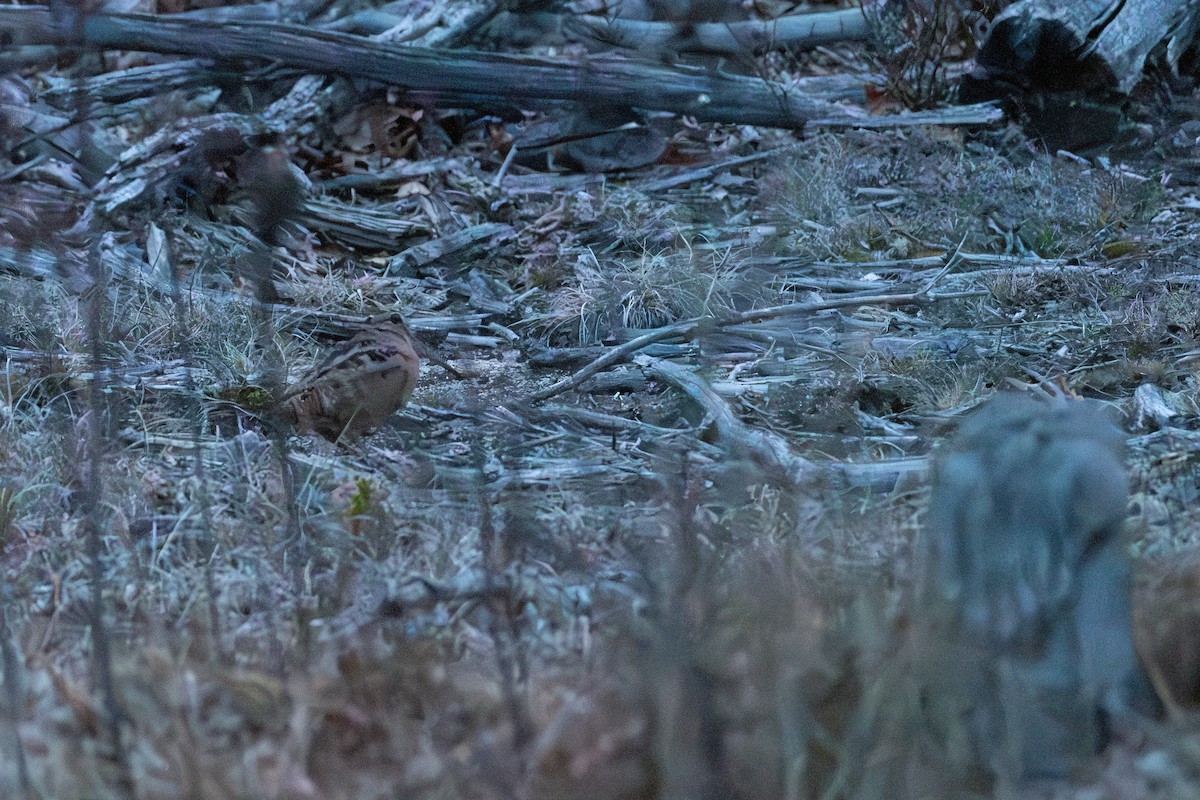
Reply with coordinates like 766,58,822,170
921,394,1130,647
279,315,419,441
916,393,1154,782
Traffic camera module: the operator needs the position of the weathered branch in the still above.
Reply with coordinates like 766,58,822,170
639,356,815,486
571,8,868,54
527,288,985,403
485,8,869,57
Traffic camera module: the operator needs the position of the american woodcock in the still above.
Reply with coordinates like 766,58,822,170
278,313,420,441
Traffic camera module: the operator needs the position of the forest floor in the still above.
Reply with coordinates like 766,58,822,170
2,1,1200,798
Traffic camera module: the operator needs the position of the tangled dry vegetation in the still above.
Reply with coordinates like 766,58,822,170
1,0,1200,798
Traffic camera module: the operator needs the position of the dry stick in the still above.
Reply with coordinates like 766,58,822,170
731,288,983,324
40,57,228,105
477,486,534,800
160,229,227,662
553,391,925,491
638,144,798,192
81,246,136,799
528,289,985,402
61,6,137,786
529,319,697,403
558,8,869,55
0,607,33,799
651,452,728,800
917,230,969,294
639,356,814,485
809,103,1003,128
258,315,305,562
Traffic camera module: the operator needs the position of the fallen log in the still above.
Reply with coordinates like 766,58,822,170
961,0,1200,98
0,6,830,129
956,0,1200,148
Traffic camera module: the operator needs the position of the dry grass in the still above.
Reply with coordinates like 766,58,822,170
2,2,1200,798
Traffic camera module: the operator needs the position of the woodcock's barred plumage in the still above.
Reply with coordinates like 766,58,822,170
278,314,420,441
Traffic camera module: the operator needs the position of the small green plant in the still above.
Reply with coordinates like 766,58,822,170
345,477,375,537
